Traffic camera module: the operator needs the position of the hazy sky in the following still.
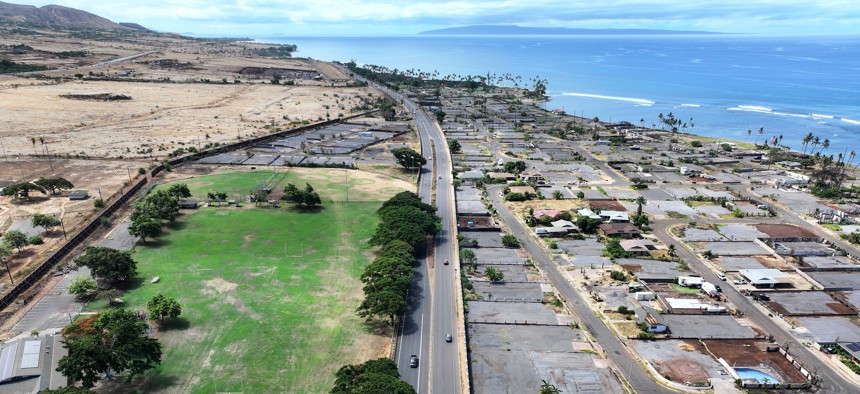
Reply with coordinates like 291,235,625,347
12,0,860,36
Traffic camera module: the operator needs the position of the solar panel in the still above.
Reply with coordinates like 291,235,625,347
845,343,860,352
20,340,42,369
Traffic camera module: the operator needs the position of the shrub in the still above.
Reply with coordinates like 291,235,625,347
93,198,104,208
610,270,627,281
27,235,43,245
691,141,703,148
501,234,520,248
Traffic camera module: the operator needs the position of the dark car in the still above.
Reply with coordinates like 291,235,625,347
444,259,449,265
409,355,419,368
445,334,453,342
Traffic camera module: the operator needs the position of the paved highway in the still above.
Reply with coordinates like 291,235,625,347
357,75,462,393
487,184,667,393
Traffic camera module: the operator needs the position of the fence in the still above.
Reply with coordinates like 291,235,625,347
1,113,376,312
0,177,147,310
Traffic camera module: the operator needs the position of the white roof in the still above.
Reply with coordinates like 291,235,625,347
666,298,709,309
551,220,576,228
739,269,790,284
600,210,629,221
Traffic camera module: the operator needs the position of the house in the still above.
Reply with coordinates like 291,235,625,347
536,227,568,237
577,208,602,220
508,186,536,196
550,220,578,231
68,190,88,200
533,209,563,220
487,172,516,181
599,210,630,222
599,222,642,239
620,239,657,255
521,170,547,185
739,269,793,288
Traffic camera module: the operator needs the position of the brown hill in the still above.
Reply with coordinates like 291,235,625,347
0,1,126,29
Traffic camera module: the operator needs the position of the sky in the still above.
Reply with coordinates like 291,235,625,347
11,0,860,36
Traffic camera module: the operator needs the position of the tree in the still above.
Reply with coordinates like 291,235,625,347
802,132,814,153
1,182,46,200
435,110,446,123
34,177,74,194
143,190,181,222
166,183,191,198
0,244,12,284
32,213,62,234
501,234,520,248
356,289,408,325
128,217,162,242
3,230,28,252
57,309,162,388
332,358,415,394
460,248,476,264
147,293,182,322
69,276,98,297
74,246,137,284
575,216,602,234
447,139,461,153
503,160,527,174
281,183,322,207
485,267,504,282
391,148,426,169
635,196,647,216
552,190,564,200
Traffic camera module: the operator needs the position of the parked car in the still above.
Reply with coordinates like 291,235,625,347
733,279,746,285
445,334,453,342
409,355,419,368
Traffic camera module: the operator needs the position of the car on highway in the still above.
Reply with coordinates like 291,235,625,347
445,334,453,342
717,272,727,281
444,259,449,265
409,354,419,368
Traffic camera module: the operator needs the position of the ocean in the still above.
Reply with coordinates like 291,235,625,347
256,34,860,154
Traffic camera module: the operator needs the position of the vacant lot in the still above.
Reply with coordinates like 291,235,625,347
90,169,409,393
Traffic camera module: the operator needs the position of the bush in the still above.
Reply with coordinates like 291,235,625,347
501,234,520,248
138,167,146,175
637,332,656,340
27,235,43,245
691,141,703,148
93,198,104,208
610,270,626,281
549,241,558,249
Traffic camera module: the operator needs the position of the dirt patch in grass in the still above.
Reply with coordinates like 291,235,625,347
204,277,238,293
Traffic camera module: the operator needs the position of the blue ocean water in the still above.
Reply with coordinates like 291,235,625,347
257,35,860,154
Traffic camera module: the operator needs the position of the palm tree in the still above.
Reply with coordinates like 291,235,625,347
668,244,676,258
754,127,764,145
744,129,752,143
30,137,36,155
635,196,647,216
810,136,820,154
802,133,814,153
822,138,830,151
848,150,857,170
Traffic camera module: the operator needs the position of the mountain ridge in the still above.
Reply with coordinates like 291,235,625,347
0,1,141,30
419,24,722,35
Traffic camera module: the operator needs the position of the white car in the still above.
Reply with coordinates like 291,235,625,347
733,279,746,285
717,273,727,281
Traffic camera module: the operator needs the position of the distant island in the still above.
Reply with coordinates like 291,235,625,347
419,25,722,35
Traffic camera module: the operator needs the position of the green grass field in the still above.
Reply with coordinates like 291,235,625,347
91,169,409,393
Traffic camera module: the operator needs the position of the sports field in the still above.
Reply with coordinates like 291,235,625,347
97,169,412,393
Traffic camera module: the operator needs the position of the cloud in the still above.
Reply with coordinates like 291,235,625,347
11,0,860,35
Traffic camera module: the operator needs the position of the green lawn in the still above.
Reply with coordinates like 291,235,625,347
670,283,703,295
89,170,407,393
171,167,410,203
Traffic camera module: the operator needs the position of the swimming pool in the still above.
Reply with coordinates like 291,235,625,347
735,367,780,384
